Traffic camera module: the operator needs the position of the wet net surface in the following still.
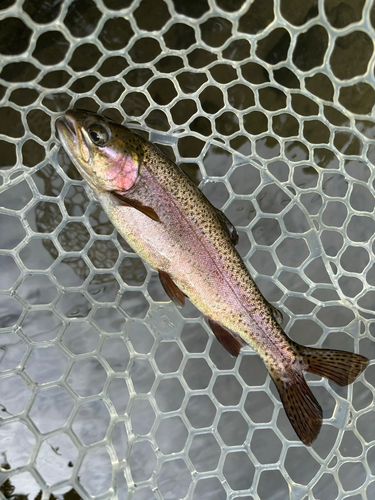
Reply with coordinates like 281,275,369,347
1,0,375,499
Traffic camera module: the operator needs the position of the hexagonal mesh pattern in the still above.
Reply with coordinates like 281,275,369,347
1,0,375,499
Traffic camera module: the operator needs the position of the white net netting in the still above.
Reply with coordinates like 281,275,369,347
1,0,375,498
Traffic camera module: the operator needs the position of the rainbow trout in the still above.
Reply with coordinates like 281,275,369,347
56,110,369,445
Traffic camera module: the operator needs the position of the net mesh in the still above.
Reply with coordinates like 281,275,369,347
1,0,375,498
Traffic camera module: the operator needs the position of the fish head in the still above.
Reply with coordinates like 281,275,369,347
56,109,141,192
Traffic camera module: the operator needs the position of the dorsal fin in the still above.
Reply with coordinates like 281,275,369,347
265,299,283,325
208,320,246,357
214,207,239,245
112,191,160,222
159,270,185,307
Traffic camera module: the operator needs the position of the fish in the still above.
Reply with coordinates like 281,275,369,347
56,109,369,445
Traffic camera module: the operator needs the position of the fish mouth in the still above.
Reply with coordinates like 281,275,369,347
55,111,95,185
56,109,94,146
56,114,78,151
56,114,76,135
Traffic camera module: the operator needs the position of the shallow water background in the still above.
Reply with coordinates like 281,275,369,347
1,0,375,499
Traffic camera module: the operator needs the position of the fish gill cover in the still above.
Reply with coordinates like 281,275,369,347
0,0,375,499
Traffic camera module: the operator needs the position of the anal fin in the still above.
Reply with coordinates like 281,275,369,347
159,270,185,307
112,191,160,222
208,320,246,357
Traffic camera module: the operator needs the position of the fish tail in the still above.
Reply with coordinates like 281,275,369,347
269,368,323,446
299,346,369,386
269,346,369,445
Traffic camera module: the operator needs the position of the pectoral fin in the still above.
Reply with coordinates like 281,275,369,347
112,191,160,222
208,320,246,357
214,207,239,246
159,271,185,307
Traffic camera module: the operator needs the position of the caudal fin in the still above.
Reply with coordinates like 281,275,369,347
300,346,369,386
270,370,323,446
270,347,369,446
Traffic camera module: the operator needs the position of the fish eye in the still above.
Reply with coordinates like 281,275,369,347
87,123,110,146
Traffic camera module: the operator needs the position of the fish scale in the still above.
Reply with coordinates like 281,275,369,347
135,143,279,344
56,109,369,446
